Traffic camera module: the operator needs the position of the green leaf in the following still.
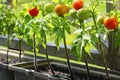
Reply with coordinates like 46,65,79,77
83,34,90,41
73,29,83,34
84,44,93,59
76,44,83,61
90,33,99,44
25,15,31,23
55,36,62,50
70,45,77,54
19,24,25,35
62,19,71,34
25,27,30,34
57,28,64,38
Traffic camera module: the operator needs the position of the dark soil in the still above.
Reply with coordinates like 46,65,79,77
37,64,108,80
0,57,16,64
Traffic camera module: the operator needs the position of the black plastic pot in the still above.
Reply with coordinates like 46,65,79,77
9,59,47,80
0,48,34,80
9,64,33,80
9,59,120,80
0,64,14,80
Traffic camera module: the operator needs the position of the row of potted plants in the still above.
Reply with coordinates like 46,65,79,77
0,0,120,80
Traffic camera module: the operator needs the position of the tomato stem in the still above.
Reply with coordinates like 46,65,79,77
83,49,90,80
79,19,90,80
33,33,38,71
98,36,109,80
19,38,22,62
6,30,10,64
41,8,55,74
62,28,74,80
44,33,55,74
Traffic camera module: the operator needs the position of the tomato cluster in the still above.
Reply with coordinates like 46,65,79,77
28,1,118,30
69,0,91,20
96,15,118,30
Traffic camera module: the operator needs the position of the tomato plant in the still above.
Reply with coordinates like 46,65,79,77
54,4,69,16
104,16,118,30
72,0,84,10
0,4,16,63
29,6,39,17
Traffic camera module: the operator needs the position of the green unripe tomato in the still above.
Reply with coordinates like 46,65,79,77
96,15,104,24
44,3,54,13
69,9,78,19
77,8,91,20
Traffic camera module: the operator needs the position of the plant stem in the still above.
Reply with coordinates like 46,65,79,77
91,11,109,80
63,28,74,80
83,48,90,80
41,8,55,74
44,34,55,74
19,39,22,62
79,20,90,80
98,37,109,80
33,33,38,71
6,30,10,64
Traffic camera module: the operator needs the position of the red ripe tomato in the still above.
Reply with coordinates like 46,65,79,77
55,4,69,16
29,6,39,17
104,16,118,30
72,0,84,10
